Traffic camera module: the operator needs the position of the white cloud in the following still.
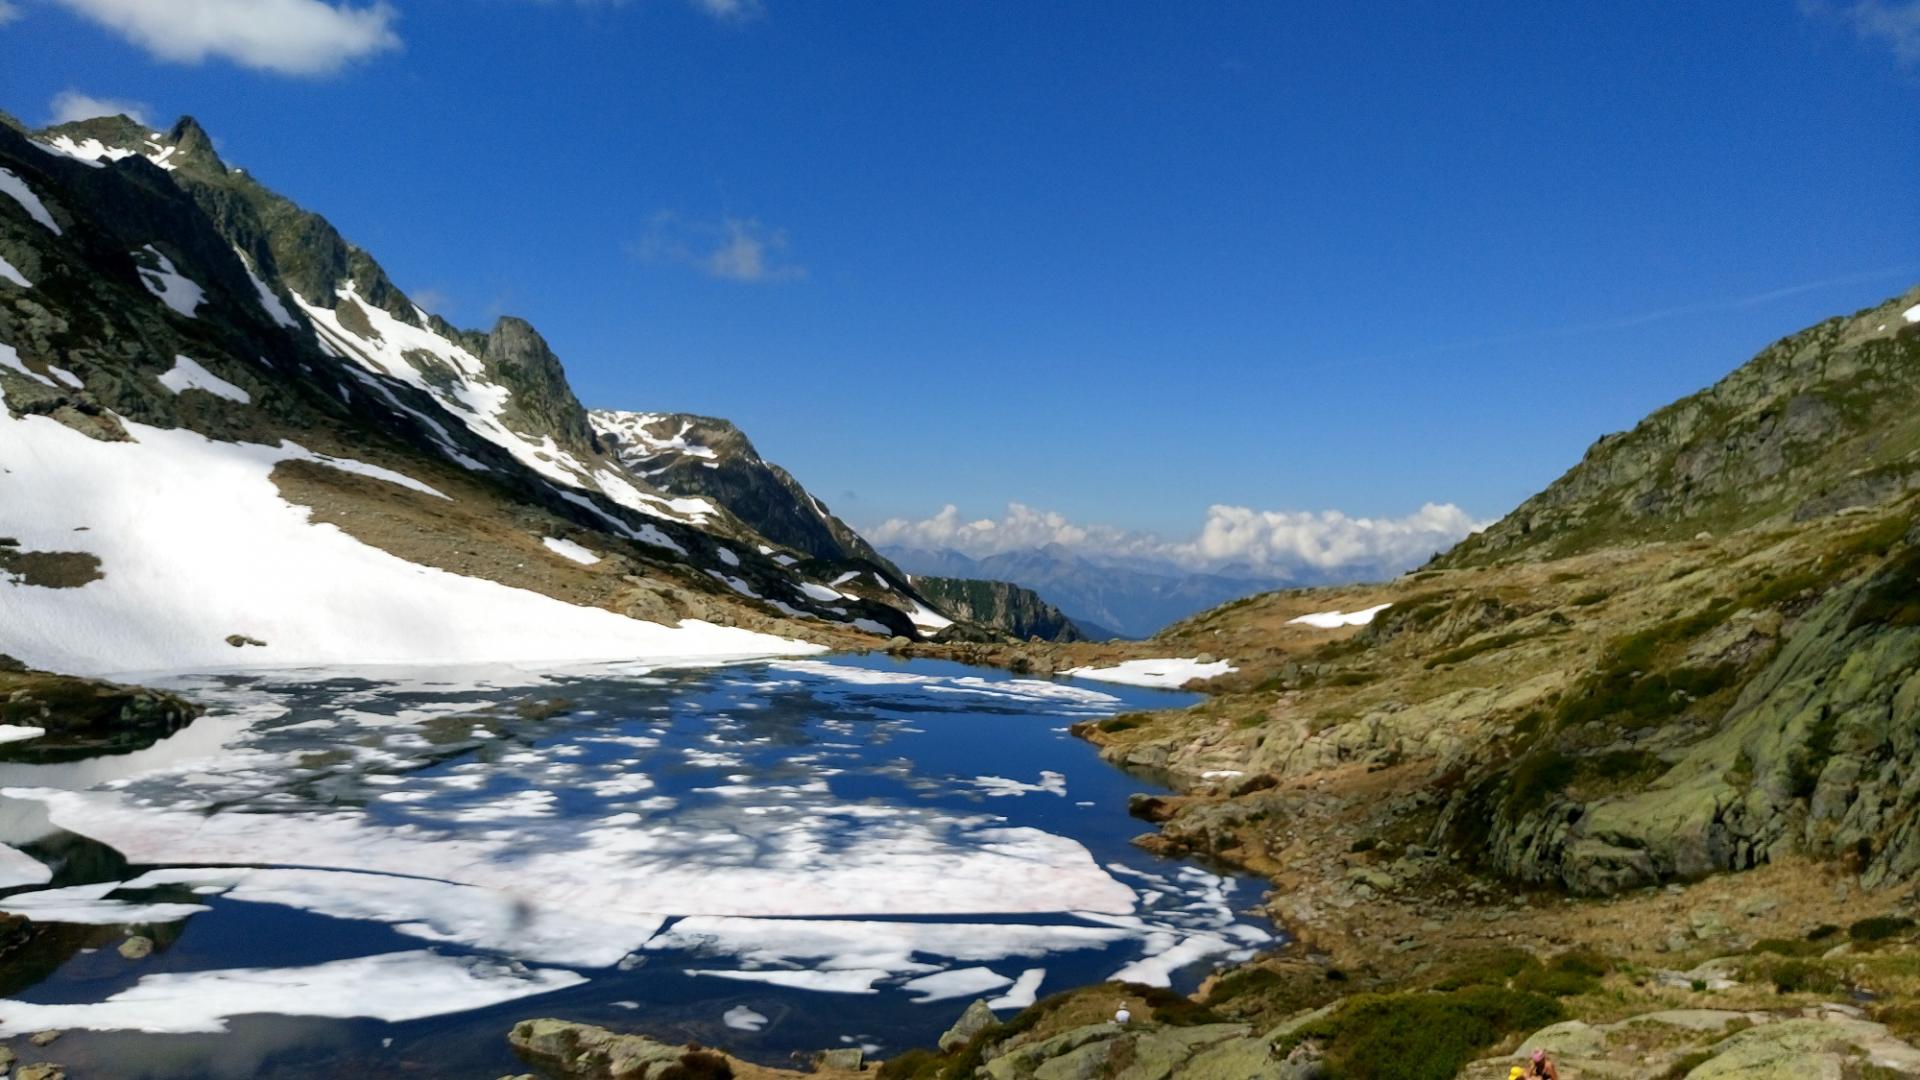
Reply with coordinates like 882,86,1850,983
48,90,152,127
866,501,1486,579
690,0,763,18
1805,0,1920,63
50,0,401,76
630,212,805,284
0,2,21,27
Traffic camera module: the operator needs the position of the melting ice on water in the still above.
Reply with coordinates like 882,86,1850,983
0,656,1271,1055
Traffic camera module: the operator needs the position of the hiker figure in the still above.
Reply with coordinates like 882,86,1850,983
1526,1048,1560,1079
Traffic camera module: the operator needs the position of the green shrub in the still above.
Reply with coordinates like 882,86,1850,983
1807,924,1840,941
1557,659,1740,731
1582,750,1664,784
876,1049,942,1079
1546,949,1610,979
1349,837,1378,854
1570,590,1610,607
1513,966,1596,997
1768,959,1842,995
1424,631,1531,669
1207,965,1284,1005
1849,915,1916,942
1429,948,1535,991
1751,937,1823,957
1097,714,1148,733
1291,987,1563,1080
1139,984,1224,1026
1511,950,1608,997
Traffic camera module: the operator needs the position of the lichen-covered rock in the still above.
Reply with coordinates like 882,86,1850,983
939,999,998,1051
506,1019,706,1079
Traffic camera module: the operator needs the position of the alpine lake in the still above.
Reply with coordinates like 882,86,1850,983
0,654,1274,1077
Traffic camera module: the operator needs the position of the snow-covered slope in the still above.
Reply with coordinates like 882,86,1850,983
0,112,951,673
0,390,814,675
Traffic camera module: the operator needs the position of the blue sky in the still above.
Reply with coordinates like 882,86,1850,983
3,0,1917,569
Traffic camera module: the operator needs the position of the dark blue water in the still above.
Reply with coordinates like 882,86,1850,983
0,655,1274,1078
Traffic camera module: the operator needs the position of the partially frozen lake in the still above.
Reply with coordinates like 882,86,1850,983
0,655,1271,1077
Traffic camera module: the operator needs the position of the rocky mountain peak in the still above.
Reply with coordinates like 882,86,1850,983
163,116,222,169
482,315,598,456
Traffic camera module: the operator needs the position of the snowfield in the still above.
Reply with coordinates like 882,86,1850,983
1063,658,1237,689
1288,603,1392,628
0,167,60,235
0,384,820,676
157,355,247,403
296,286,715,527
0,255,30,289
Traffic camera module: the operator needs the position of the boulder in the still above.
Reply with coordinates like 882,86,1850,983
939,999,998,1051
816,1047,862,1071
506,1019,710,1078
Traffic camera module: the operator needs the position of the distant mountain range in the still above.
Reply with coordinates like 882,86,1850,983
881,543,1294,639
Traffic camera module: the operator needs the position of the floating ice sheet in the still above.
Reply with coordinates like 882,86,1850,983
0,950,584,1035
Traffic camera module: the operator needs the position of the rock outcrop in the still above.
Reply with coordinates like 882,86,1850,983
915,575,1085,642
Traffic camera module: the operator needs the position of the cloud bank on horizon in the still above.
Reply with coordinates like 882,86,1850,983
865,502,1488,580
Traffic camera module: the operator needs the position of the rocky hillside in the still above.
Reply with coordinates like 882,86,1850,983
1080,287,1920,888
854,285,1920,1080
911,575,1086,642
0,111,974,674
1443,292,1920,567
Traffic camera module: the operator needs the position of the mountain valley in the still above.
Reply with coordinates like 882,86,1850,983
2,104,1919,1080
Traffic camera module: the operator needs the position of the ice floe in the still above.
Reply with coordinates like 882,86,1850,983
0,881,210,926
0,843,51,888
0,950,583,1035
901,966,1012,1003
990,967,1047,1010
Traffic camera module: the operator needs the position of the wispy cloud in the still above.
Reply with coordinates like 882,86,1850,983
690,0,763,20
0,2,22,27
50,0,401,76
630,212,806,284
407,286,453,317
866,501,1486,579
1804,0,1920,63
48,89,153,126
532,0,764,21
1302,264,1920,377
